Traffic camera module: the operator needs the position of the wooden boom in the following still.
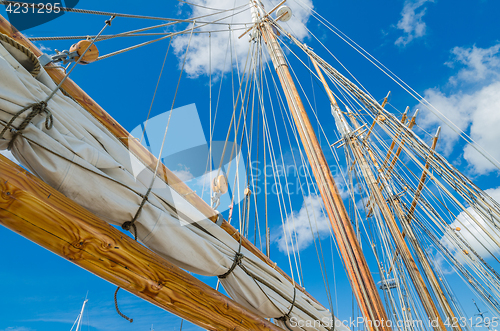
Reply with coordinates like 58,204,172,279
0,155,284,331
0,14,319,306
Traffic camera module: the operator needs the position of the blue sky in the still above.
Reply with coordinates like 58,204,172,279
1,0,500,330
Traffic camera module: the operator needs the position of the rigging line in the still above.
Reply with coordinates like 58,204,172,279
121,21,196,239
295,4,500,171
376,122,500,249
416,207,500,312
274,18,375,101
263,89,270,258
382,139,500,262
248,45,263,246
314,53,500,245
259,44,305,281
177,0,245,12
262,50,339,295
246,43,266,244
41,16,115,107
258,67,297,284
273,69,336,315
265,63,305,286
29,27,248,42
139,37,172,144
292,60,405,322
254,83,261,246
262,45,336,290
261,101,297,285
0,17,113,144
114,287,133,323
260,55,303,286
255,42,267,252
32,20,182,43
0,0,253,25
215,40,255,185
242,62,259,239
226,40,253,231
257,41,265,252
206,32,213,200
202,29,232,201
241,74,256,238
95,6,251,62
307,56,319,143
229,24,243,231
276,40,356,209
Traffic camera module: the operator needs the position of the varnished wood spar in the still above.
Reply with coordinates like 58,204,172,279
0,14,318,305
260,20,391,331
346,116,445,331
0,155,284,331
298,57,391,330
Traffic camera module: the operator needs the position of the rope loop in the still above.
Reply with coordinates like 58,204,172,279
218,252,244,279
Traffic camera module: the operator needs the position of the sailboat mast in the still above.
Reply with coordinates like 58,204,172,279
252,2,390,329
75,299,88,331
309,58,456,331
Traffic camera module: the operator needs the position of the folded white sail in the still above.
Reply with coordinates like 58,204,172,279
0,42,348,331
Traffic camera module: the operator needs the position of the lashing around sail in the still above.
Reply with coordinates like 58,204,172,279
0,101,52,150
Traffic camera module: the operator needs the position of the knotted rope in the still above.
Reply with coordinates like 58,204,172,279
0,101,53,150
121,187,152,240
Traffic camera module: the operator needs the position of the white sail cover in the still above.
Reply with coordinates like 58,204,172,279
0,42,349,331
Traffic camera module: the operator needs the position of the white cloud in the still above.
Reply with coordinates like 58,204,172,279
447,44,500,85
172,164,195,182
430,250,455,275
0,328,33,331
173,0,313,77
421,43,500,174
441,187,500,260
395,0,433,47
274,194,331,252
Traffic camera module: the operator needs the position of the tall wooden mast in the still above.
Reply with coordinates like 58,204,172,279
253,2,390,329
309,57,457,331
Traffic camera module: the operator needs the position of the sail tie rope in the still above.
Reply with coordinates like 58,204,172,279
0,15,114,151
0,101,53,150
121,187,152,240
120,21,196,243
218,252,244,279
276,287,297,328
114,287,133,323
218,188,252,279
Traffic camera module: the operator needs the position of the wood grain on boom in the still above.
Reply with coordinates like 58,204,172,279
0,14,318,305
0,155,284,331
